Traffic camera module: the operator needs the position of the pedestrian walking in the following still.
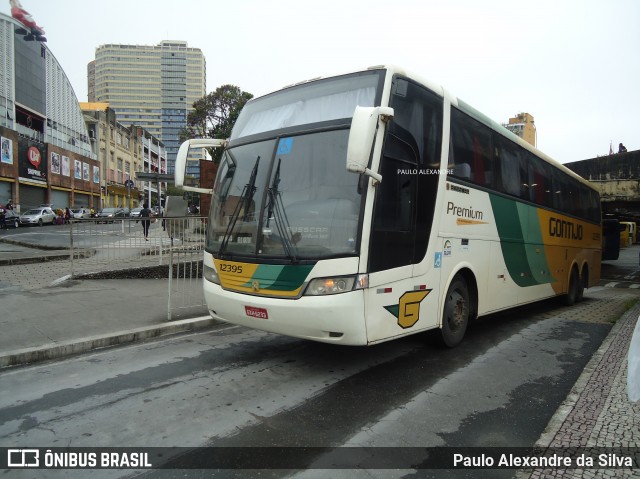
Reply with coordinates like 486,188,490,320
140,202,151,241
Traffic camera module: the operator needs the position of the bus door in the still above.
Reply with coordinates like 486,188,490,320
364,77,442,342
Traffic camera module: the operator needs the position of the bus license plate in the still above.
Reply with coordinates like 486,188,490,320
245,306,269,320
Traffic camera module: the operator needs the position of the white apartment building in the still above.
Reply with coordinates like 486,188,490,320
88,40,206,176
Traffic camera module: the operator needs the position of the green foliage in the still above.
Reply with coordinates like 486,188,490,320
165,185,184,197
182,84,253,164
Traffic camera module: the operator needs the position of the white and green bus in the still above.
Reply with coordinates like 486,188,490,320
175,65,601,347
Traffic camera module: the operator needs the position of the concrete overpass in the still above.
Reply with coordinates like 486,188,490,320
565,149,640,220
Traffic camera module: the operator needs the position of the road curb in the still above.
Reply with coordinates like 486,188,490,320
0,236,68,251
0,236,71,265
0,253,70,266
0,315,224,368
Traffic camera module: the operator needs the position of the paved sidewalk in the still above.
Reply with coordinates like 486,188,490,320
0,237,217,368
516,295,640,478
0,277,219,368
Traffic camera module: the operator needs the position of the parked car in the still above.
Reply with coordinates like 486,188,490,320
96,207,127,223
19,207,56,226
1,208,20,229
130,207,143,219
71,208,91,220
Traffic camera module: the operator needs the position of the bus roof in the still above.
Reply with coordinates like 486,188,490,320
257,64,596,191
377,65,596,191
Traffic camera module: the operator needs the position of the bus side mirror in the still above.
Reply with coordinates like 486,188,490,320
346,106,394,183
175,138,227,194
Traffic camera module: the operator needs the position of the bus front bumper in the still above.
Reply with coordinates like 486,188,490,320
204,282,368,345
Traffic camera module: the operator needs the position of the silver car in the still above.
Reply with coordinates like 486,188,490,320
71,208,91,220
19,207,56,226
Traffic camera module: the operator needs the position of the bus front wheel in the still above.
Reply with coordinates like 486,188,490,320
440,275,470,348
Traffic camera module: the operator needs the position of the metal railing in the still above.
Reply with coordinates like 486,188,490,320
165,217,207,320
69,215,207,319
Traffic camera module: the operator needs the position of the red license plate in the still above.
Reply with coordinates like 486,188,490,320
245,306,269,319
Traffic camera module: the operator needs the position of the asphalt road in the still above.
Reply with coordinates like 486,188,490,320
0,295,613,479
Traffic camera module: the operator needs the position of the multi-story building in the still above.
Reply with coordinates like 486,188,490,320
88,40,206,177
502,112,536,147
81,103,166,209
0,11,99,211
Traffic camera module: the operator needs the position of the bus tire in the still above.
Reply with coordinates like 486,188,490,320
440,275,470,348
565,268,581,306
576,266,587,302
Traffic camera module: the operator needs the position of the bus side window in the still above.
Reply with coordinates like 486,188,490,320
495,136,526,198
552,169,565,211
590,189,601,223
528,154,553,208
449,110,472,181
449,108,493,187
557,176,580,218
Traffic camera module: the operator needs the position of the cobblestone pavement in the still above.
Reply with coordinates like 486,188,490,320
517,287,640,479
0,224,187,291
0,248,167,291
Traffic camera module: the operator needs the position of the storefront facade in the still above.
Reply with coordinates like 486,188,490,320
0,13,97,212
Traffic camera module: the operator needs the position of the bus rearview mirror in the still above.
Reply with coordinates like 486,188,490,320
175,138,227,194
346,106,394,183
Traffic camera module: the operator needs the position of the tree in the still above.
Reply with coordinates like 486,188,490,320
181,84,253,164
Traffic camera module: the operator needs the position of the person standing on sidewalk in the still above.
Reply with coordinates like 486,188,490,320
140,202,151,241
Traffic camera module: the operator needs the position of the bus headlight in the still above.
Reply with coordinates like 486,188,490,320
304,274,368,296
203,264,220,284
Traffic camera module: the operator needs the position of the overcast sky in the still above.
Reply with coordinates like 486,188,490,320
6,0,639,164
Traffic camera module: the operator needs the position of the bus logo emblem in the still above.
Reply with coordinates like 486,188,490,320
252,280,260,292
384,290,432,329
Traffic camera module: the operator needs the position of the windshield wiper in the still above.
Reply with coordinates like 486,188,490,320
219,156,260,257
263,158,298,262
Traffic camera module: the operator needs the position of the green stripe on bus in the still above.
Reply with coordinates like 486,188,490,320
241,264,314,291
489,194,553,287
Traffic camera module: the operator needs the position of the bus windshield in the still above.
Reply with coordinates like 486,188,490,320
207,70,384,261
231,70,383,141
208,129,363,261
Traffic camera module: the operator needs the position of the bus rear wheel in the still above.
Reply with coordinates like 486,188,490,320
440,275,470,348
565,268,583,306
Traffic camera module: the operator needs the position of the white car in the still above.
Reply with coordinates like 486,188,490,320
71,208,91,220
19,207,56,226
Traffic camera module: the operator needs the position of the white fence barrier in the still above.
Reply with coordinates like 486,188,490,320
69,216,207,320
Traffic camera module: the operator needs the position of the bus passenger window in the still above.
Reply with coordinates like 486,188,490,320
528,155,553,207
495,137,526,198
449,108,493,187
